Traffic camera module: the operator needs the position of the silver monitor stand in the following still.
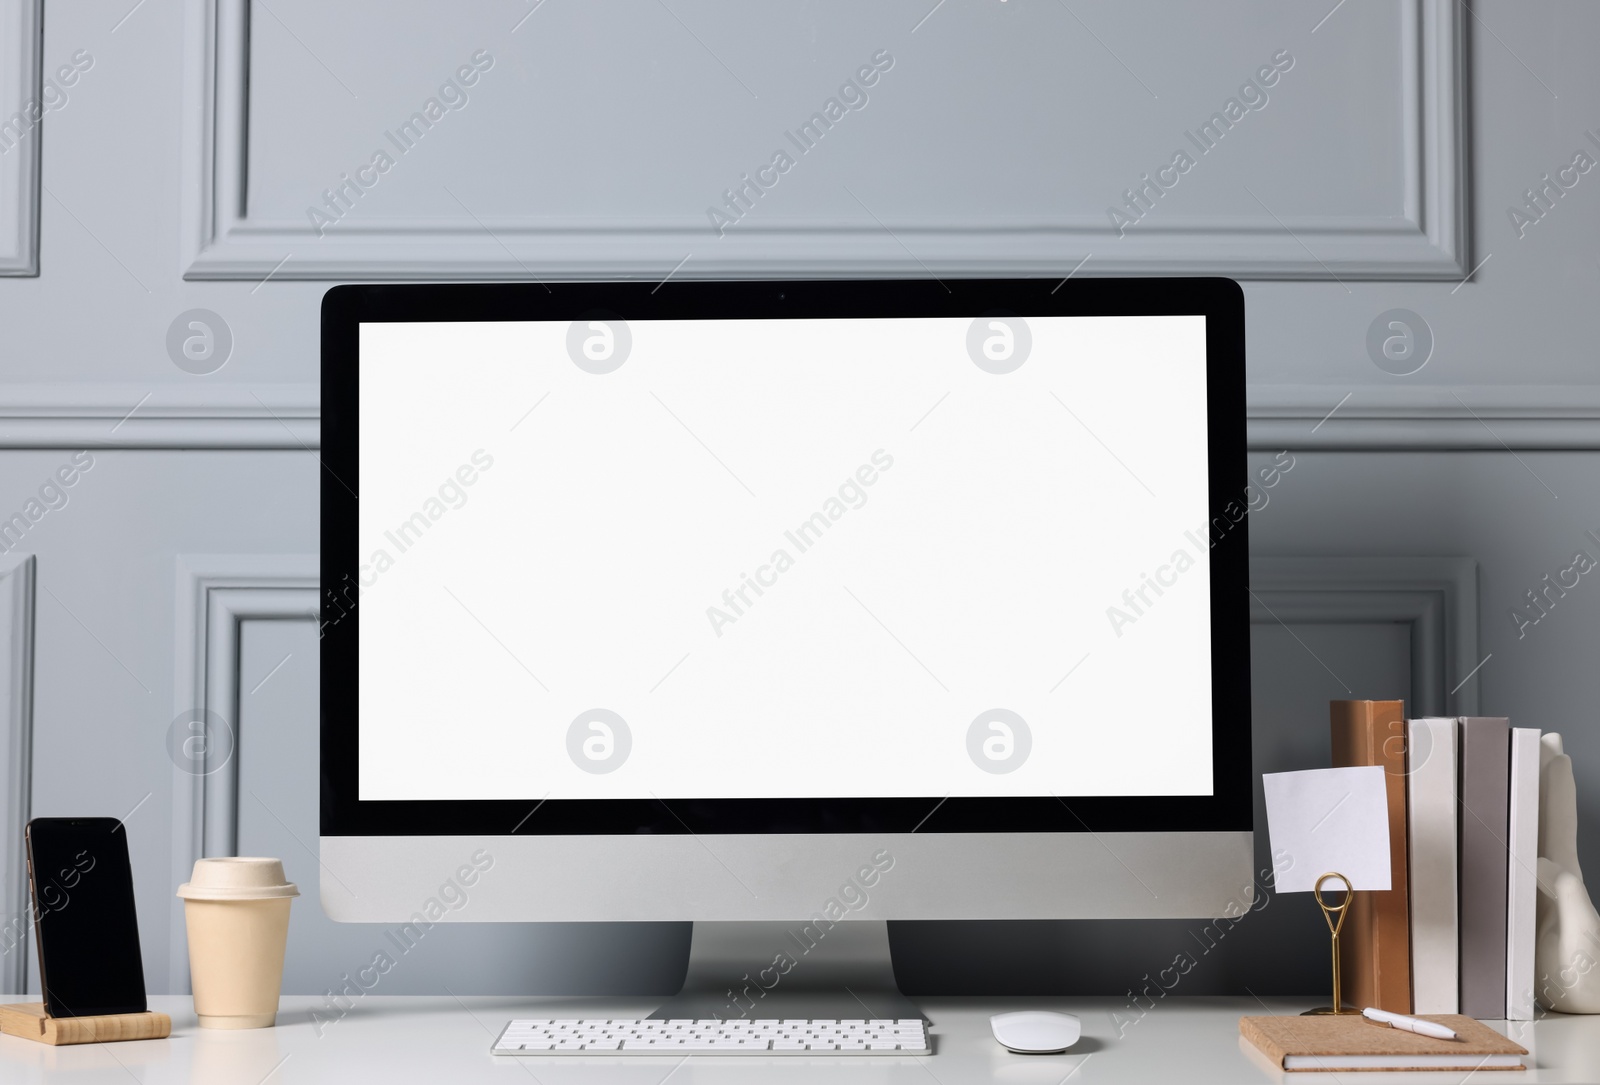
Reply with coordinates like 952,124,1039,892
650,921,922,1022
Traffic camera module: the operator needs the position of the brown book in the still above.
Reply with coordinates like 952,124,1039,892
1329,700,1412,1012
1240,1014,1526,1072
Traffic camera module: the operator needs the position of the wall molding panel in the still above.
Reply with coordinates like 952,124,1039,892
0,384,320,449
1249,555,1480,717
1249,385,1600,451
181,0,1468,282
4,384,1594,453
169,554,317,993
0,0,42,275
0,554,36,994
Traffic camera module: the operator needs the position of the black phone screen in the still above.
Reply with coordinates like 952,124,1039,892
26,817,147,1017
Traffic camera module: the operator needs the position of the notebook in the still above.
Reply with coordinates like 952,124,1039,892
1239,1014,1527,1072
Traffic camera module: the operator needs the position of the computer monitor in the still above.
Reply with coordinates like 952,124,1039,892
320,278,1251,1016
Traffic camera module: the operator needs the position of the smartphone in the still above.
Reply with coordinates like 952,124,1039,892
25,817,147,1017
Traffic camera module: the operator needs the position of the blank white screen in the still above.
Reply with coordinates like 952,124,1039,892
358,316,1213,800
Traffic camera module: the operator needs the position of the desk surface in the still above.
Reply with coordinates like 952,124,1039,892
0,995,1594,1083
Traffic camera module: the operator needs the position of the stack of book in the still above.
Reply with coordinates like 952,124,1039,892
1329,702,1541,1020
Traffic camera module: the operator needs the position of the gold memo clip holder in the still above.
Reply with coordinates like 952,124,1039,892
1301,872,1359,1016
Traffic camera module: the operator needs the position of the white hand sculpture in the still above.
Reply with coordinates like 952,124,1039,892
1535,733,1600,1013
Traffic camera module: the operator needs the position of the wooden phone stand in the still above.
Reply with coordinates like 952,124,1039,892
0,1003,171,1045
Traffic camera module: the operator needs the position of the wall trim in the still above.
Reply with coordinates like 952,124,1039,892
169,554,317,993
180,0,1467,281
0,554,35,994
1249,555,1480,717
0,0,42,275
0,384,319,449
3,384,1596,451
1248,385,1600,450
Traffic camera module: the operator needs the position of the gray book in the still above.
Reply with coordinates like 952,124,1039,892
1458,717,1510,1019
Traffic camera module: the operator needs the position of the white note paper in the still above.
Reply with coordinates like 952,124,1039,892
1262,766,1392,893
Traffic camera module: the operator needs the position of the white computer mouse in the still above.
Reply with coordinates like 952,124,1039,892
989,1010,1081,1054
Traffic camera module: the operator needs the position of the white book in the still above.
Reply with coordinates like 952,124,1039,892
1506,727,1541,1020
1407,717,1459,1014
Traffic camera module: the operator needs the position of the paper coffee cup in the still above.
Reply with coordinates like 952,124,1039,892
178,858,299,1029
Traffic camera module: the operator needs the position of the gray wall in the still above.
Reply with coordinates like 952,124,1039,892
1,0,1597,998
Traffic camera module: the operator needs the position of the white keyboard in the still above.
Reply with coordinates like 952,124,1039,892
492,1018,930,1055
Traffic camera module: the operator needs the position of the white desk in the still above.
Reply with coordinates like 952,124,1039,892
1,996,1595,1083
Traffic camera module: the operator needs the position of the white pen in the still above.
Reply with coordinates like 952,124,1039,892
1362,1006,1460,1041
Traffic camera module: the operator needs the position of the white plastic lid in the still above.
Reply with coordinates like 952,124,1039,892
177,857,300,901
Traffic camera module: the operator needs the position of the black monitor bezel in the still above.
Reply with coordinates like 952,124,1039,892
321,278,1250,837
